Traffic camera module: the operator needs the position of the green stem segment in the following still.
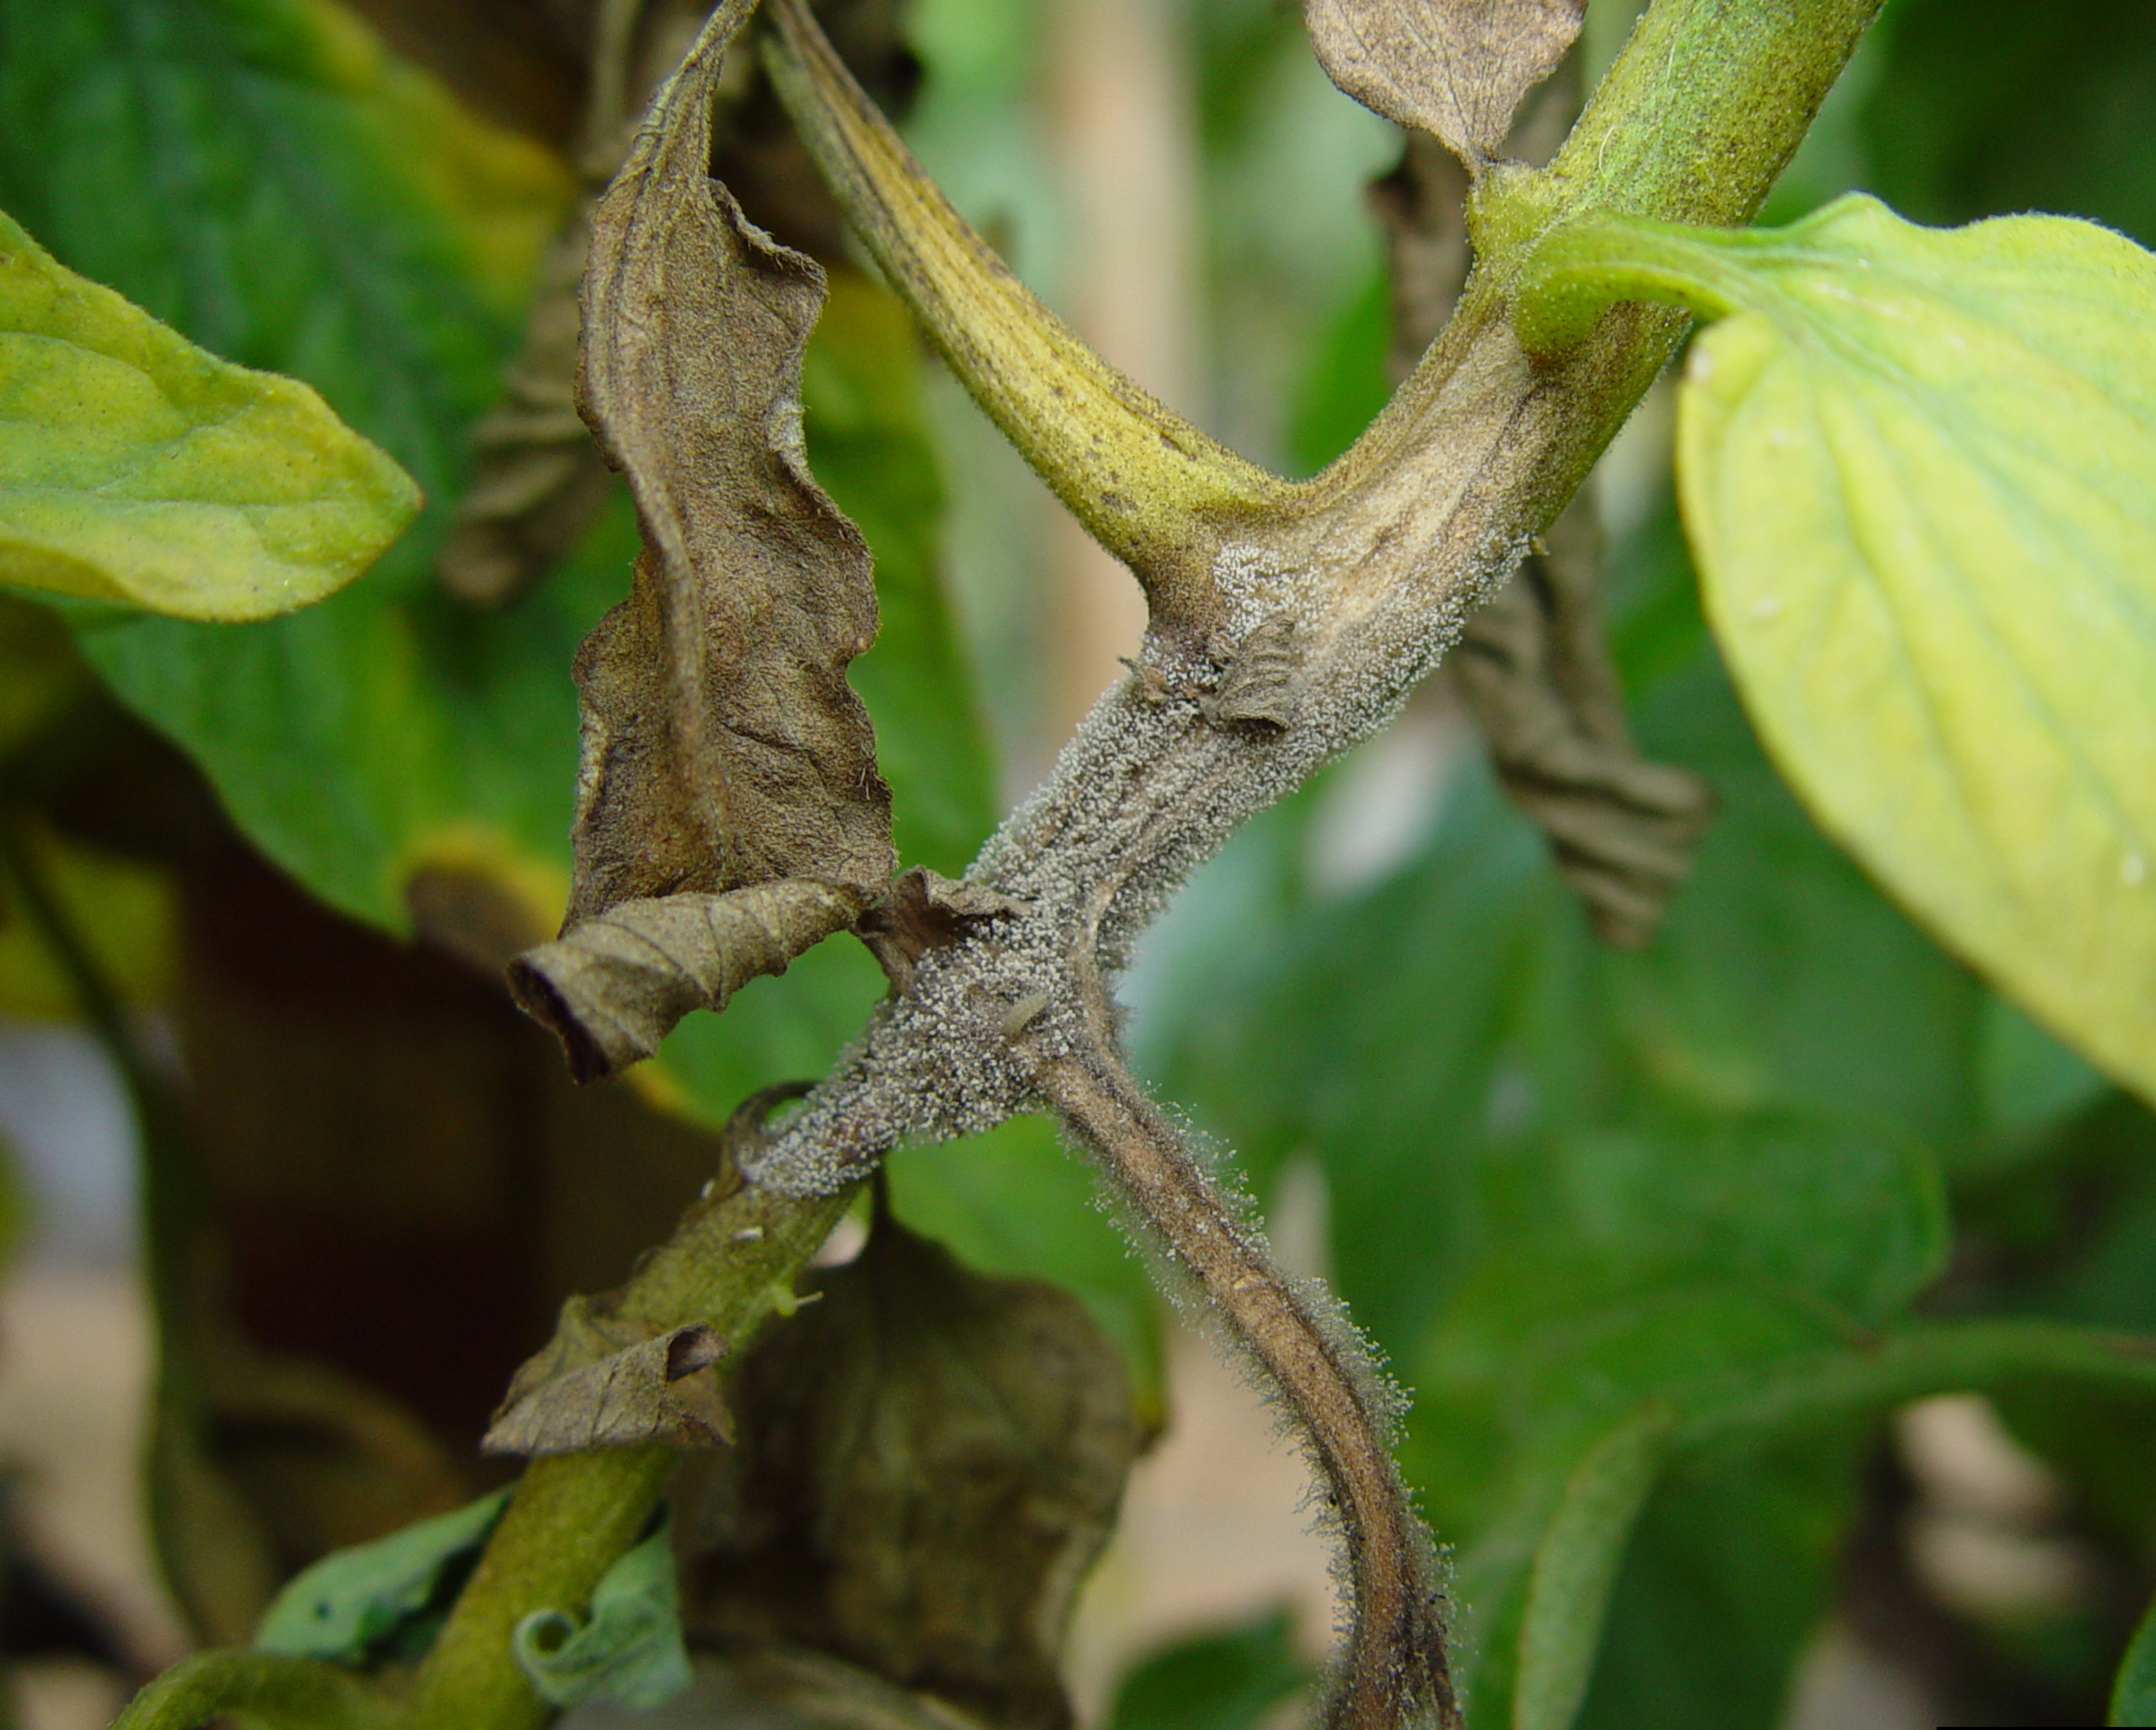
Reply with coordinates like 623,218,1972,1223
760,0,1286,632
403,1450,675,1730
1531,0,1886,230
113,1652,399,1730
402,1178,856,1730
1511,209,1752,356
1300,0,1885,518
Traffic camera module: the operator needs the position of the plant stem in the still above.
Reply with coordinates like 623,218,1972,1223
112,1651,400,1730
401,1176,854,1730
1508,208,1760,357
761,0,1287,634
1330,0,1885,520
1039,1049,1454,1730
403,1449,672,1730
1546,0,1885,227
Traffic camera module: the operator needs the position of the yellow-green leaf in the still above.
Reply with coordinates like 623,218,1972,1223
0,817,175,1019
0,207,418,620
1520,194,2156,1106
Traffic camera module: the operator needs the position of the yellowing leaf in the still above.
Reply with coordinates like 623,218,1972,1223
1518,193,2156,1106
0,208,418,621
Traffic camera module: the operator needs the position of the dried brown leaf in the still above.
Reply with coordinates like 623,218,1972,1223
1305,0,1585,165
1199,613,1302,732
1368,131,1474,370
439,0,701,606
438,201,620,606
675,1213,1139,1730
442,1,928,606
483,1306,733,1455
1451,505,1715,946
568,0,893,918
509,878,864,1082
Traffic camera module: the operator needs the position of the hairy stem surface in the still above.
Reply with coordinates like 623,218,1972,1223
1040,1050,1452,1730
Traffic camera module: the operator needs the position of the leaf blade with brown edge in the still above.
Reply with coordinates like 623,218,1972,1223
1304,0,1585,168
569,0,892,923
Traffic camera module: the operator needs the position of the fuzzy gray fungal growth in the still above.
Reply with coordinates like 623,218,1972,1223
1037,1051,1455,1730
736,238,1623,1730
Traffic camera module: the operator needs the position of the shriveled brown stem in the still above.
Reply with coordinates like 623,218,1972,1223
1037,1048,1454,1730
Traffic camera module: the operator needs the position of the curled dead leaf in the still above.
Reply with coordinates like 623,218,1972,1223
439,200,619,606
1451,508,1715,946
510,878,864,1082
1306,0,1584,167
442,0,928,606
567,0,893,919
484,1308,733,1456
675,1211,1138,1730
1199,613,1302,733
1366,107,1713,943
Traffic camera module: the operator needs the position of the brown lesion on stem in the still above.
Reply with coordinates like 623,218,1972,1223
1033,1039,1456,1730
1370,72,1715,946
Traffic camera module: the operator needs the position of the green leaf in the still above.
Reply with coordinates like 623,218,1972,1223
0,0,579,929
1513,1403,1669,1730
511,1520,692,1711
1107,1608,1312,1730
2115,1592,2156,1726
0,206,416,620
1545,1109,1949,1328
1522,192,2156,1108
1613,651,1987,1146
1572,1435,1856,1730
255,1488,508,1662
1683,198,2156,1113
